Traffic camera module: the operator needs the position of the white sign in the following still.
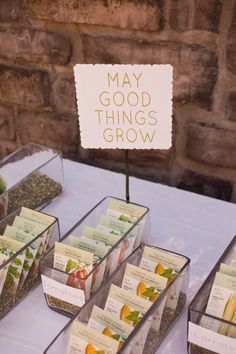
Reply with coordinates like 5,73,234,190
41,275,85,308
73,64,173,149
188,322,236,354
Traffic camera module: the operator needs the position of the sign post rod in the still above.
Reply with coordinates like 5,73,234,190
125,149,130,203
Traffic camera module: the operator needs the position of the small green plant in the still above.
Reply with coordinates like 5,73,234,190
0,174,7,195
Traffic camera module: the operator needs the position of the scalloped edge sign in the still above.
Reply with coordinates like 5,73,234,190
73,64,173,149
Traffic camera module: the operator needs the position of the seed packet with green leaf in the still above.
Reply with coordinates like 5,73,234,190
107,198,147,249
88,305,132,350
19,207,55,251
122,263,167,302
140,246,187,311
67,321,119,354
98,215,136,267
104,284,151,328
67,235,108,293
219,263,236,278
0,236,25,296
0,247,12,295
4,225,41,286
13,215,47,255
82,226,121,278
53,242,94,299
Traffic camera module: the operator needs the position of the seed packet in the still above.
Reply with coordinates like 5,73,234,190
219,263,236,278
19,207,55,250
0,236,25,296
122,263,168,302
98,215,136,266
53,242,94,299
0,247,12,295
88,305,132,350
67,235,108,293
67,321,119,354
204,272,236,335
104,284,151,327
140,246,186,310
230,248,236,268
4,225,41,285
105,285,152,354
13,215,47,258
82,226,121,278
107,198,147,248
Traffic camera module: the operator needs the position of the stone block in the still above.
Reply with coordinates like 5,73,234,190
0,105,15,140
18,111,78,154
178,169,233,201
226,92,236,122
227,3,236,76
22,0,163,31
170,0,222,32
81,34,218,109
0,0,20,22
0,27,72,65
186,122,236,168
0,65,50,108
53,76,76,114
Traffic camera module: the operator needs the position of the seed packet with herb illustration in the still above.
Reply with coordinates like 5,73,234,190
88,305,133,350
19,207,55,250
67,321,119,354
82,226,121,278
140,246,186,311
4,225,41,286
0,236,25,296
13,215,47,256
67,235,108,293
122,263,168,302
204,272,236,336
53,242,94,299
104,284,151,328
98,215,136,266
0,247,12,295
107,199,147,248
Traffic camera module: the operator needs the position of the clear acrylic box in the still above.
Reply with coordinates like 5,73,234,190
188,235,236,354
40,196,150,316
0,207,60,318
43,243,190,354
0,143,63,219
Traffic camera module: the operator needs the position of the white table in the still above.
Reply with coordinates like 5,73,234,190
0,159,236,354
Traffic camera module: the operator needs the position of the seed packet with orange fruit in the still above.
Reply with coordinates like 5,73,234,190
121,263,168,302
67,235,108,293
53,242,93,299
104,284,151,328
88,305,132,350
140,246,187,310
67,321,119,354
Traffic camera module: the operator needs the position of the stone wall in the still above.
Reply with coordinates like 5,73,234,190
0,0,236,202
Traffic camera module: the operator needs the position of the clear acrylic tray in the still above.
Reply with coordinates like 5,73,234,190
0,143,63,219
40,196,150,316
188,235,236,354
43,243,190,354
0,207,60,318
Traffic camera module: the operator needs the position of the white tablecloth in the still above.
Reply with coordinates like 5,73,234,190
0,159,236,354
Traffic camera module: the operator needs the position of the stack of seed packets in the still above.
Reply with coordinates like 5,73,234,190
66,245,187,354
201,247,236,337
0,207,55,302
51,198,147,301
